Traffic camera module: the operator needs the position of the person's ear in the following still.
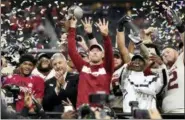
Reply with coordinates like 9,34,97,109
102,52,105,59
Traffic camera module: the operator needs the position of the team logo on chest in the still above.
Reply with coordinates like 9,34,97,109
28,83,33,88
82,66,106,76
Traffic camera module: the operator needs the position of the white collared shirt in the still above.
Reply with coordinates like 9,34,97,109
62,72,68,90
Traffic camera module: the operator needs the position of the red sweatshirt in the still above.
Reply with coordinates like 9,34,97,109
67,28,114,108
3,74,45,112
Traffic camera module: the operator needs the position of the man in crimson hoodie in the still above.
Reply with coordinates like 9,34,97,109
2,54,45,112
67,17,114,108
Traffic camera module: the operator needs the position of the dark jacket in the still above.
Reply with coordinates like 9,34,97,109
42,72,79,112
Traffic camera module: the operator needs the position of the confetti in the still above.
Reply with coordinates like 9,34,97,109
131,0,185,49
1,0,184,66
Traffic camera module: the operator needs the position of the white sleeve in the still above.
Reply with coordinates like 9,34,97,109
134,77,163,95
62,82,68,90
119,64,129,86
135,64,168,95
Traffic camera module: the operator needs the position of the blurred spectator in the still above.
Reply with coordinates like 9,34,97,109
67,17,114,108
78,49,89,63
2,54,45,112
1,57,15,83
109,48,124,112
67,55,78,74
32,53,55,81
42,53,79,117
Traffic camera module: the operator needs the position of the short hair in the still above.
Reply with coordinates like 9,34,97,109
162,46,178,52
19,54,36,66
144,43,161,56
50,53,66,63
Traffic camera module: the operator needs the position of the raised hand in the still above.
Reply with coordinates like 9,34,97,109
149,54,164,66
81,17,93,34
127,61,135,71
69,16,78,28
143,27,157,35
62,98,73,107
95,18,109,36
140,27,157,43
24,92,33,108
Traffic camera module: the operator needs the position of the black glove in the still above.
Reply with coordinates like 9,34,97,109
3,84,20,94
176,23,185,33
117,15,132,32
165,8,184,33
168,9,182,26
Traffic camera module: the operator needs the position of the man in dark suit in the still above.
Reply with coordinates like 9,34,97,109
42,53,79,114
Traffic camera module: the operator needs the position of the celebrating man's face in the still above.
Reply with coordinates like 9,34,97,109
89,48,104,64
162,48,178,66
20,61,35,76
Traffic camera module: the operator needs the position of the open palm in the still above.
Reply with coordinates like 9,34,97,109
81,17,93,33
95,18,109,36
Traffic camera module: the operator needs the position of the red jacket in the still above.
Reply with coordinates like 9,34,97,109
67,28,114,108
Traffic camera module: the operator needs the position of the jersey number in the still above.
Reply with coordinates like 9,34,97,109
167,71,178,90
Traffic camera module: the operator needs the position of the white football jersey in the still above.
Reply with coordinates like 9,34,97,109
162,52,184,113
120,64,164,113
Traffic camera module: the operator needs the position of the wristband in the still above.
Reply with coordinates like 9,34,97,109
87,33,94,40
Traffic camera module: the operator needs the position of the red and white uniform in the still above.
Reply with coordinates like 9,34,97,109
3,74,45,112
162,52,184,113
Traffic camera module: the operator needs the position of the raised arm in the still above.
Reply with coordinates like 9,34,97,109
117,31,131,63
81,17,98,46
128,41,135,54
67,17,86,72
139,27,158,59
139,43,150,59
95,18,114,74
116,15,133,63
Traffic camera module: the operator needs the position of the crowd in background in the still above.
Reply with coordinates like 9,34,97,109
1,0,185,119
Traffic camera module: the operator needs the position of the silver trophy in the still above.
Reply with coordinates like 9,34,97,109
67,5,83,20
